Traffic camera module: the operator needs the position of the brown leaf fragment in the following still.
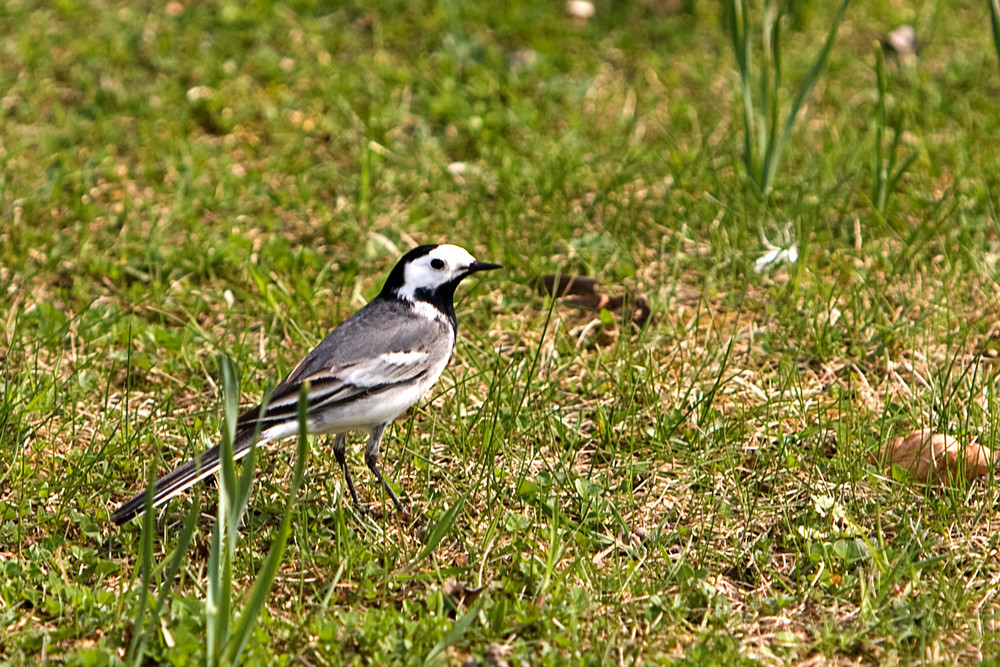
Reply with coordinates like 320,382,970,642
566,292,616,311
537,274,600,298
536,274,653,327
626,293,652,328
882,429,993,484
485,643,511,667
441,577,484,607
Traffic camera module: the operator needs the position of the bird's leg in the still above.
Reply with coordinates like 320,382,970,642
333,433,363,509
365,423,405,513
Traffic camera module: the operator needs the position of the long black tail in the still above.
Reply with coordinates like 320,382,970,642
111,429,259,525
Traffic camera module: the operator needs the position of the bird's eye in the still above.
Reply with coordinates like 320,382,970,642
430,258,445,270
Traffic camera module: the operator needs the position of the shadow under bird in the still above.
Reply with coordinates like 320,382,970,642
111,243,500,524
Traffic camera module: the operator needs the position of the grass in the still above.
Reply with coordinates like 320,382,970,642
2,0,1000,663
724,0,850,197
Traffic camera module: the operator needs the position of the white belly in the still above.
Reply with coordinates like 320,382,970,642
309,368,444,433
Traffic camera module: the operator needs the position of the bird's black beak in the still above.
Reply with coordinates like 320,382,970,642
467,261,502,274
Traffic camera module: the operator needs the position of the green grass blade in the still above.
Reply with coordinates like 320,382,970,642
762,0,850,193
124,465,158,666
217,355,240,560
990,0,1000,79
230,391,271,530
874,45,888,212
698,326,739,428
725,0,758,182
409,494,467,567
205,482,227,665
207,354,241,666
129,495,202,667
763,1,782,177
423,596,485,665
226,383,311,665
888,150,919,195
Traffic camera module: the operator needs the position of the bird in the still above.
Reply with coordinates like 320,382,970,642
111,243,500,524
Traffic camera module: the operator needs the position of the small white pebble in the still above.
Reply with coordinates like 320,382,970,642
566,0,595,19
223,290,235,307
186,86,214,102
884,25,917,55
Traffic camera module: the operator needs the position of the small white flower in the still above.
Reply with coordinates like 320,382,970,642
754,224,798,273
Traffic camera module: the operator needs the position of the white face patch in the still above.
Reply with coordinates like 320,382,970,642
396,244,479,301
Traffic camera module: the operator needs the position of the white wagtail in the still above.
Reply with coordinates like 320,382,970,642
111,243,500,524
